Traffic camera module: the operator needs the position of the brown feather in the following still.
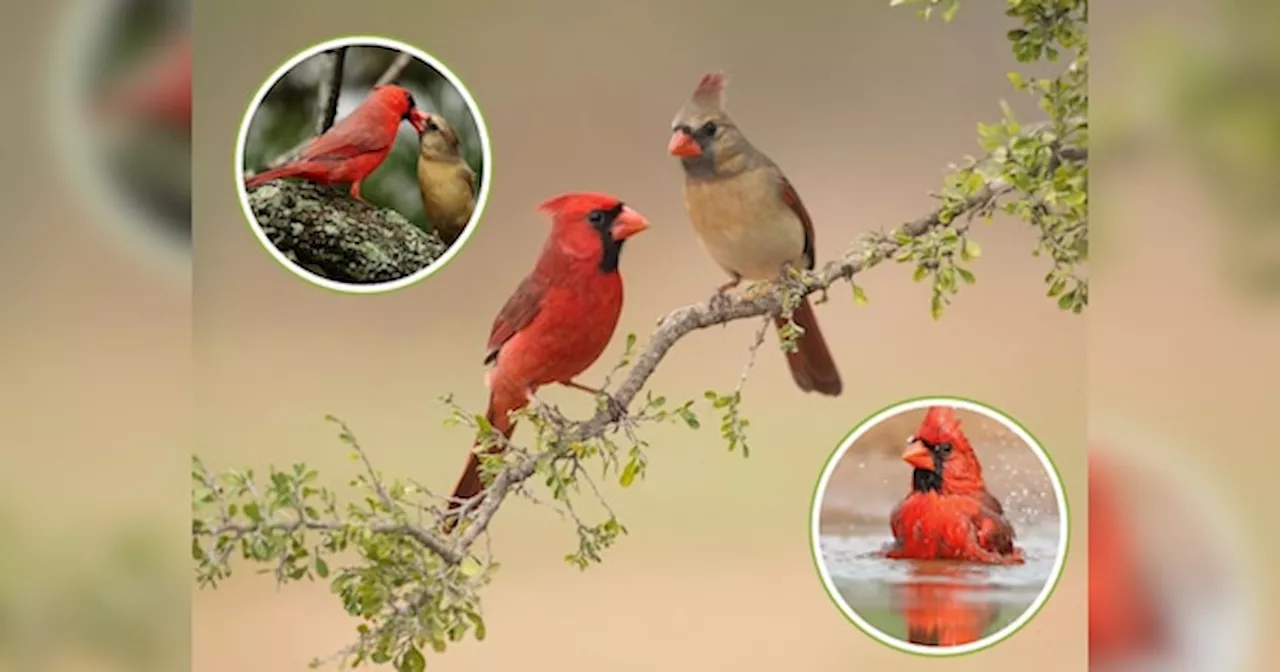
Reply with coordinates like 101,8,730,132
777,298,842,396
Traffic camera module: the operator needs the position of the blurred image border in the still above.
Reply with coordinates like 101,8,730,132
47,0,192,283
1089,413,1260,671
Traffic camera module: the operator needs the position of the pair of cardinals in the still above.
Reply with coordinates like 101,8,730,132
245,71,843,529
244,81,477,244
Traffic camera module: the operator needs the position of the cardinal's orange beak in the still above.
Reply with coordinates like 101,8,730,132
409,108,430,134
902,440,936,471
667,129,702,158
610,206,650,241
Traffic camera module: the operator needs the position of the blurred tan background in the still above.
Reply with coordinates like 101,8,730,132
1090,2,1279,669
190,1,1085,670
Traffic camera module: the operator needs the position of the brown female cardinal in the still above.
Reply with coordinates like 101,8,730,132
441,193,649,532
668,72,842,396
244,84,429,203
415,112,477,245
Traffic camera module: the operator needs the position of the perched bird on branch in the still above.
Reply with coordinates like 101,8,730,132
442,193,650,532
244,84,429,203
415,112,477,245
669,71,842,396
886,407,1025,564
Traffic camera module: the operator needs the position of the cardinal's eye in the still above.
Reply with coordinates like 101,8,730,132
588,210,606,225
935,443,952,457
426,120,439,132
698,121,718,137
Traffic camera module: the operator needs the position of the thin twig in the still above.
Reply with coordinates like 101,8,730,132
374,52,414,87
315,47,347,135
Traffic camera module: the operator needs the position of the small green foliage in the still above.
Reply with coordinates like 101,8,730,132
850,283,870,306
193,419,495,670
564,517,627,570
895,0,1088,315
704,390,752,457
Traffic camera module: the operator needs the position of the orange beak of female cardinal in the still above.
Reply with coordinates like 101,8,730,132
667,129,703,158
902,438,936,472
409,108,431,134
609,206,650,241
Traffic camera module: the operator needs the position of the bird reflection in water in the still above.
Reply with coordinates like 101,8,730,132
892,564,1000,647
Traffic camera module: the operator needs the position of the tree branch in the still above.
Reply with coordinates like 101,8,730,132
374,52,413,88
246,181,446,284
449,176,1013,549
316,47,347,135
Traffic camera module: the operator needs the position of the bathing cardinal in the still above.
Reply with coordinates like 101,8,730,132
886,406,1024,564
244,85,429,203
668,72,841,396
441,193,649,532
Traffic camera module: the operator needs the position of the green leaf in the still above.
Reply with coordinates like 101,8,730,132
398,646,426,672
930,294,945,321
1058,291,1074,310
851,284,869,307
315,556,329,578
962,238,982,260
941,0,960,22
912,265,929,282
244,502,262,523
459,555,482,578
619,460,639,488
956,267,976,284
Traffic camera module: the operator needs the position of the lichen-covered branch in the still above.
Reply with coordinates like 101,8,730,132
247,181,446,284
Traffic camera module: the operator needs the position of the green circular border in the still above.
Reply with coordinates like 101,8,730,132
807,394,1073,657
230,34,494,295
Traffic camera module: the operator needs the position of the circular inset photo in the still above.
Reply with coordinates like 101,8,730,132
50,0,192,277
236,36,491,292
811,398,1069,655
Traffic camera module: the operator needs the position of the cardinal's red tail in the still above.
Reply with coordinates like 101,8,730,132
244,164,305,189
775,297,842,396
440,399,516,534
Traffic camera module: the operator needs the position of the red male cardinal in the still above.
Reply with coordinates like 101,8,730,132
441,193,650,532
244,84,429,202
1088,450,1164,663
886,407,1024,564
669,72,841,396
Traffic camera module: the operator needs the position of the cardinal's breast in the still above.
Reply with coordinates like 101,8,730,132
682,168,807,282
